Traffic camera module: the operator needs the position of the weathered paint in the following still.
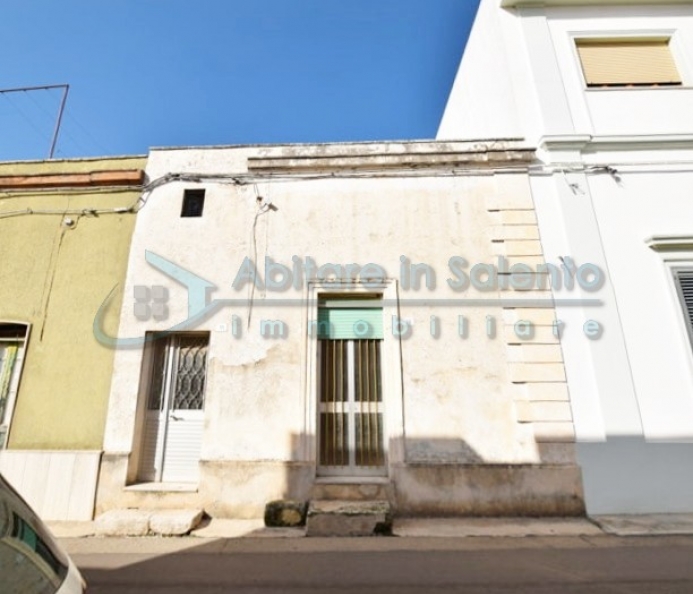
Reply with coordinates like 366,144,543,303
98,141,582,517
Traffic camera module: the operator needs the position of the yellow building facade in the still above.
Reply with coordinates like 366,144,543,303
0,156,145,520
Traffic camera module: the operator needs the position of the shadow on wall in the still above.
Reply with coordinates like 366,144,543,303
262,433,585,518
96,429,584,519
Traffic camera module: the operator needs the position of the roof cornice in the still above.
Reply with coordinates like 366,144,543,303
0,169,145,191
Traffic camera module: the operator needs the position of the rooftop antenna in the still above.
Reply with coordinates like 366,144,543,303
0,84,70,159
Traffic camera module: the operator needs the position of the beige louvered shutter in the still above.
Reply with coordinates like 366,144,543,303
577,40,681,86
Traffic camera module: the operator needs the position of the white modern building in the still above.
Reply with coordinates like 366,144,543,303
96,140,586,518
439,0,693,513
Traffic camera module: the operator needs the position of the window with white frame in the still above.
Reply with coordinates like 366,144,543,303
646,236,693,356
576,38,682,88
0,324,28,448
316,295,386,476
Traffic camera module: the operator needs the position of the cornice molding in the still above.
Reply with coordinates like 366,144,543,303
647,235,693,252
540,134,693,153
0,170,144,190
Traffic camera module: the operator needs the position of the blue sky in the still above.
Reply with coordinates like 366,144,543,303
0,1,479,161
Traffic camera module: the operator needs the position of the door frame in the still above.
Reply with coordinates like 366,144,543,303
135,332,209,484
305,281,405,480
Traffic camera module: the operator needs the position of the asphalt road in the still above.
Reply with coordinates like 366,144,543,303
65,535,693,593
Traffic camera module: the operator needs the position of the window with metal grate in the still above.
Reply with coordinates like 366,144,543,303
675,270,693,342
316,296,386,476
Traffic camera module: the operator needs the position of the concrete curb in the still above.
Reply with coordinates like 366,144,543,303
48,514,693,540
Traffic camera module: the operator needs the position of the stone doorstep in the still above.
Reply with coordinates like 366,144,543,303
94,509,204,537
309,482,391,502
306,500,393,537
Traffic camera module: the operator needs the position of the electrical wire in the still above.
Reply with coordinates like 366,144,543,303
50,119,90,157
24,90,56,131
1,92,52,145
1,156,686,222
247,185,273,329
17,89,94,154
63,104,111,156
0,186,143,200
0,206,130,220
25,88,91,156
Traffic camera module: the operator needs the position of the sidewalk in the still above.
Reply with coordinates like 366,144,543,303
47,514,693,540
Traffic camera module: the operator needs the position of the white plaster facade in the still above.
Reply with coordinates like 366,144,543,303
439,0,693,513
97,141,584,518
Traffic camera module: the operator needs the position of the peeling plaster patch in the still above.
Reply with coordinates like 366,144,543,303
211,336,272,367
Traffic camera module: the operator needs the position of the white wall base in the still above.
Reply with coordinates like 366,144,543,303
577,440,693,514
0,450,101,521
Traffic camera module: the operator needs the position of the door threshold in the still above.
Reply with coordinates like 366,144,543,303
125,482,198,493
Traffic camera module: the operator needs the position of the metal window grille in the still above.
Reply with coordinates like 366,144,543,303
146,334,208,412
318,337,385,475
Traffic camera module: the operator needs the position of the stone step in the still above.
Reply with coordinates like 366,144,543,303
95,508,204,536
309,481,392,502
305,500,393,537
108,482,201,512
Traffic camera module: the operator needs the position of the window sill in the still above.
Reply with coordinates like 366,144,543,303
125,482,198,493
314,476,389,485
584,85,691,92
